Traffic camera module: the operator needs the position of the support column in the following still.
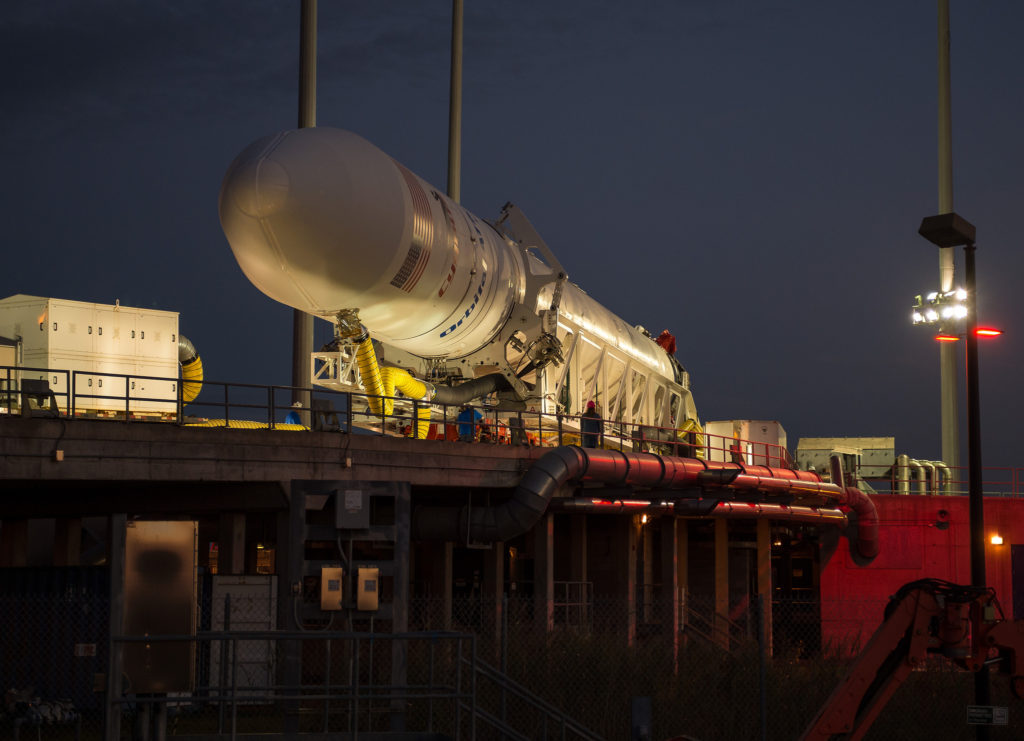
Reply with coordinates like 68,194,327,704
483,541,504,662
612,516,637,646
714,519,729,650
278,483,305,734
678,520,689,637
104,514,126,741
533,513,554,632
0,518,28,567
442,542,454,630
390,484,410,732
54,518,82,566
568,514,588,625
756,520,773,656
659,517,680,673
217,513,246,575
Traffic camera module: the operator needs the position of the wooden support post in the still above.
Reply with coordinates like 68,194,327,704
217,513,246,575
104,514,126,741
442,542,454,630
0,518,28,567
612,516,637,646
659,516,680,673
278,483,305,734
53,518,82,566
756,519,773,656
569,514,588,625
533,513,554,632
390,484,410,732
677,519,689,637
483,540,504,662
714,519,729,650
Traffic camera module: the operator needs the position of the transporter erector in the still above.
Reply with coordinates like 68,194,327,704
219,127,698,441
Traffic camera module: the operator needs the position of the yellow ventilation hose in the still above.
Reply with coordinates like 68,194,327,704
185,420,306,430
379,366,432,439
181,355,203,403
678,418,705,459
355,335,386,414
178,335,204,404
353,331,432,439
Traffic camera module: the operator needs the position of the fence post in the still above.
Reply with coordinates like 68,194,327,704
501,594,508,738
758,593,768,741
218,592,231,733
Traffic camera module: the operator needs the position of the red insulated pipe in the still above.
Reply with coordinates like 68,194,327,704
574,447,879,561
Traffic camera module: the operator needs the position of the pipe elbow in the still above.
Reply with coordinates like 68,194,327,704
844,486,879,562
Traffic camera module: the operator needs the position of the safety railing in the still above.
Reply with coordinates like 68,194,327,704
0,364,794,465
107,629,603,741
859,465,1024,498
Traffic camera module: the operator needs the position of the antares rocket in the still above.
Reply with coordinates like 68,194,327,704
219,127,698,433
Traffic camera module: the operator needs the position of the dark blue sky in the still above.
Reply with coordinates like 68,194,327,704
3,2,1022,468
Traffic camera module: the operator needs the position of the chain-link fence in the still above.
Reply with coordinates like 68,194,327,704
2,582,1021,740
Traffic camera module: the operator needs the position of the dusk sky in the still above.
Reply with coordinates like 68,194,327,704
3,2,1022,470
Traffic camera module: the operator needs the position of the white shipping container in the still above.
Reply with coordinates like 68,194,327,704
704,419,788,467
0,294,180,414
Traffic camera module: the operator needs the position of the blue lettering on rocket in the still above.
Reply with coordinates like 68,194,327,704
439,273,487,338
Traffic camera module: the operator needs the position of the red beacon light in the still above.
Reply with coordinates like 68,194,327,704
934,327,1003,342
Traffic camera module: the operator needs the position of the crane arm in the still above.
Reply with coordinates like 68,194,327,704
800,579,1024,741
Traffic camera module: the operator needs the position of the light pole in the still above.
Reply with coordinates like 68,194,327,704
918,212,990,729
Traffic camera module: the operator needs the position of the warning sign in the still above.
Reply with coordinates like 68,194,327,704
966,705,1008,726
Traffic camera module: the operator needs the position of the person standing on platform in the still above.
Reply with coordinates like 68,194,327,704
457,404,482,442
581,400,601,448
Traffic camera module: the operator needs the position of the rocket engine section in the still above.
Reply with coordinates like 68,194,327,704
219,127,697,427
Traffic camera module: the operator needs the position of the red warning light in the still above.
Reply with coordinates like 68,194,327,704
934,334,960,343
975,327,1003,337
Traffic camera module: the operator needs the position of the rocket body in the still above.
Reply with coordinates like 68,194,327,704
219,127,692,424
219,128,521,358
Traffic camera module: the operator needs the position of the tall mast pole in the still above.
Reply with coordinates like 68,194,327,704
447,0,464,202
937,0,959,473
292,0,317,424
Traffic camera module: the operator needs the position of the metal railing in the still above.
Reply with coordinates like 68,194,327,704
107,629,603,741
0,364,794,467
860,465,1024,498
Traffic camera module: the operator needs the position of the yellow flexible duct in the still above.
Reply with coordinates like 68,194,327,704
678,418,706,459
381,366,432,438
177,335,204,404
185,420,307,430
352,328,432,438
181,355,203,403
355,335,386,414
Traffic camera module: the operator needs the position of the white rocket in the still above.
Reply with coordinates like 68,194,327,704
219,127,697,427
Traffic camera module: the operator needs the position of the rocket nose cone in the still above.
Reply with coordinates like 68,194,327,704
223,151,290,219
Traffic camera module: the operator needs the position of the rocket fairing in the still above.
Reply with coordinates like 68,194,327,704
220,127,696,424
219,128,520,359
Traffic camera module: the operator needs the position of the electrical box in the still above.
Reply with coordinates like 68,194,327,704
336,489,370,529
0,294,179,414
356,566,379,611
320,566,344,610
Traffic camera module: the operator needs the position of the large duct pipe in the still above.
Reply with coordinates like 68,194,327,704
920,460,937,495
829,454,880,561
896,453,910,495
413,446,879,562
552,498,849,526
430,373,512,405
177,335,203,404
413,446,584,541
